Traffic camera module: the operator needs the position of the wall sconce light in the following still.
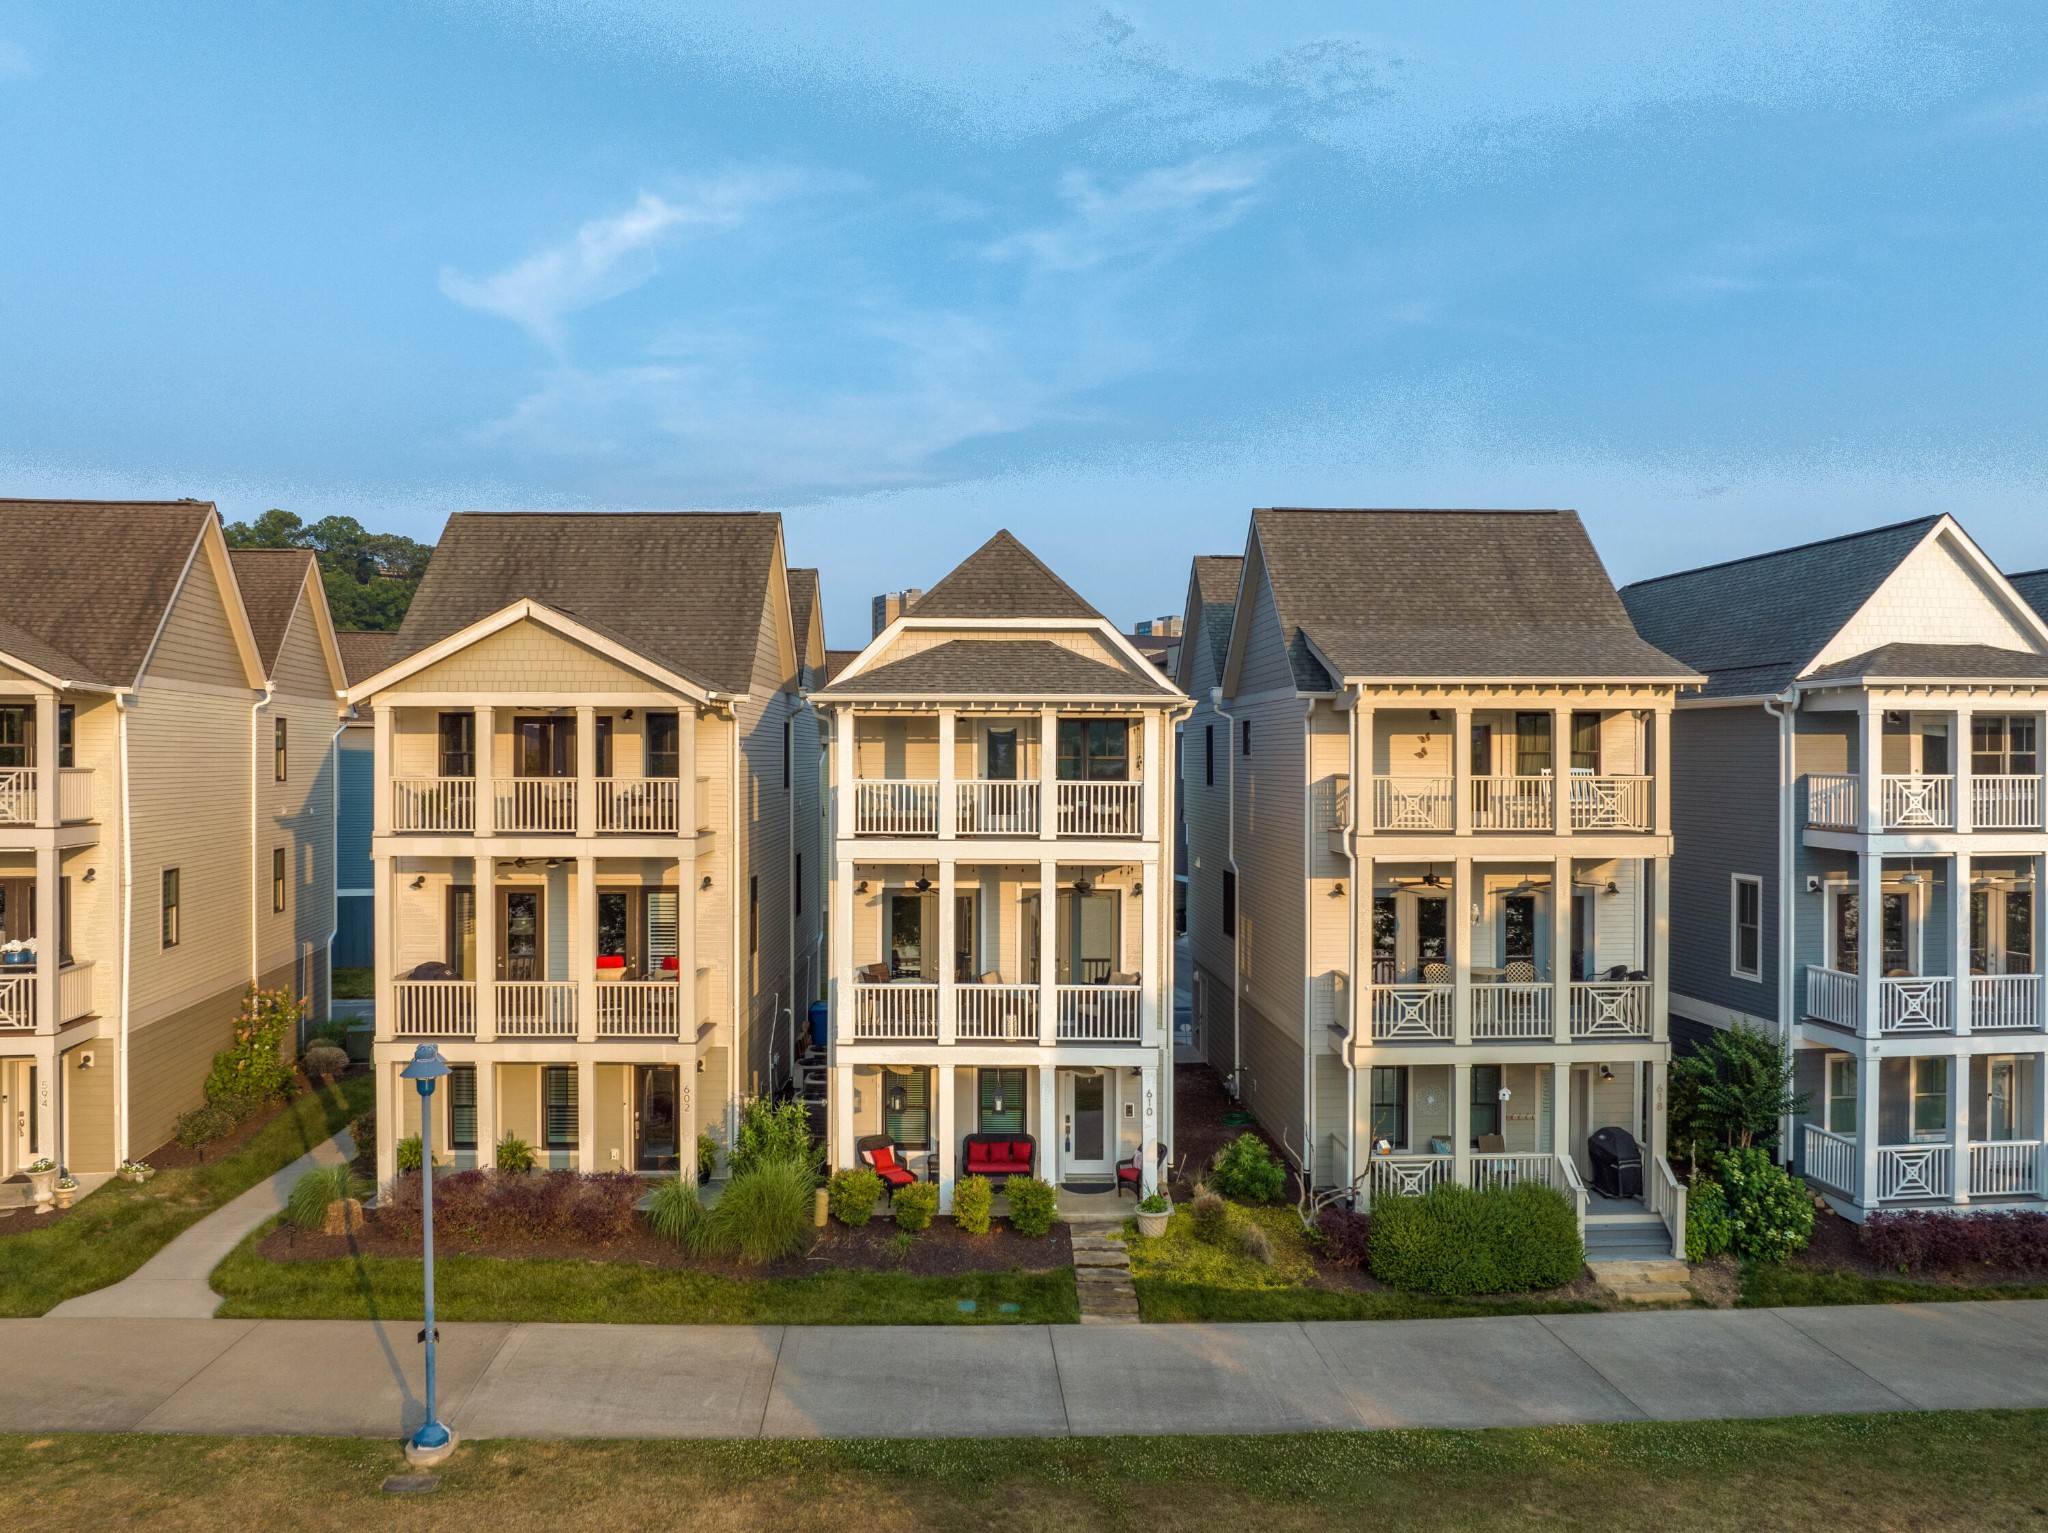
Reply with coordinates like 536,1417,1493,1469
1806,875,1822,894
914,869,932,892
989,1085,1005,1115
1330,882,1345,897
545,857,563,870
1599,1064,1615,1083
623,708,635,720
888,1083,907,1115
410,875,427,890
857,880,869,894
700,875,713,891
1131,881,1143,895
81,868,95,883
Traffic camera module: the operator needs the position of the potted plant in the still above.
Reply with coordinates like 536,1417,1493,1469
24,1156,57,1209
1,938,33,967
1135,1190,1173,1238
53,1175,78,1210
118,1160,155,1183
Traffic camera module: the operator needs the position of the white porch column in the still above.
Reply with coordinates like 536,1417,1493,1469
1550,1060,1571,1162
1452,855,1473,1046
1038,858,1058,1049
1954,706,1974,834
831,1063,855,1172
474,705,495,836
1451,1059,1472,1189
34,692,58,828
1950,1044,1970,1206
1551,706,1573,837
1037,1063,1058,1183
832,858,855,1054
1858,701,1882,835
1856,1048,1880,1208
1140,1061,1159,1194
936,1062,957,1212
474,853,498,1043
937,860,957,1045
1953,851,1973,1037
575,704,596,836
371,705,393,839
34,844,58,1037
1142,710,1162,841
1354,699,1374,843
375,1060,397,1187
1858,851,1883,1040
1651,856,1671,1046
1652,707,1674,839
679,705,700,1039
1139,861,1160,1045
372,852,394,1044
1551,854,1573,1045
474,1060,498,1167
576,1056,596,1172
575,856,598,1043
937,709,957,841
1038,706,1059,840
1451,703,1472,836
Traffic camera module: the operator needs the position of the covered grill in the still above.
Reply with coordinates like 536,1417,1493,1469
1587,1126,1643,1200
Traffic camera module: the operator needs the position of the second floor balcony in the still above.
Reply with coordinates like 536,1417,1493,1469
0,767,97,828
851,778,1142,839
1807,772,2046,833
391,774,697,836
1357,773,1654,835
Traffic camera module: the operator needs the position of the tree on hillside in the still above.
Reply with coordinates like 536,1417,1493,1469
222,509,434,631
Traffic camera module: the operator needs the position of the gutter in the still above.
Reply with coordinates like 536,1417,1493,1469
1210,686,1242,1100
116,694,135,1167
730,703,743,1138
251,681,274,996
1762,688,1799,1164
326,715,349,1034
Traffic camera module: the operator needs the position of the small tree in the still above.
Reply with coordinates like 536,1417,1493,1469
1670,1023,1808,1166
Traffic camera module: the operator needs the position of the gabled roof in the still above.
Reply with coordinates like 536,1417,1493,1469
788,568,821,658
1177,554,1242,690
1241,509,1694,689
2012,569,2048,625
390,512,784,695
335,630,399,686
228,548,318,670
0,498,228,687
822,638,1164,697
1801,643,2048,684
822,649,862,684
905,530,1101,621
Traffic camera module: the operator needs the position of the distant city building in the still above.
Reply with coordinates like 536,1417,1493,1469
1134,616,1182,638
871,588,924,637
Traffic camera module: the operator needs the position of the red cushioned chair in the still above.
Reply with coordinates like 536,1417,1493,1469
856,1134,918,1191
1117,1144,1171,1199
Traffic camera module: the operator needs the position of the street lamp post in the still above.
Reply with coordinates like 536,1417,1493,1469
400,1042,457,1467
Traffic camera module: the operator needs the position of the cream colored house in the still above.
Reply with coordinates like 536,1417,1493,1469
813,532,1189,1209
1184,510,1698,1259
0,499,345,1179
348,512,821,1185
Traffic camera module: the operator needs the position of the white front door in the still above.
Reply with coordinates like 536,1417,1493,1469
1060,1069,1115,1178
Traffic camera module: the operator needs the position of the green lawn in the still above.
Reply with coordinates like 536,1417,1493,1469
1126,1205,1601,1322
1741,1260,2048,1308
0,1073,372,1317
7,1412,2048,1531
330,966,373,1001
211,1226,1079,1324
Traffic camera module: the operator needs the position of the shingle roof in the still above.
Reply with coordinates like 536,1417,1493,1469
1250,509,1695,688
228,548,315,672
2011,569,2048,625
334,630,399,686
1188,555,1243,683
1802,643,2048,684
390,512,783,694
0,499,215,687
824,639,1161,697
788,568,820,658
906,531,1101,621
1620,517,1939,699
822,649,862,685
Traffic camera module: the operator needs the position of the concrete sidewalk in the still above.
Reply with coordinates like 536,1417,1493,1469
47,1130,355,1320
6,1301,2048,1439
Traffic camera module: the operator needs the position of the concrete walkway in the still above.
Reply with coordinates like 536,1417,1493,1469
7,1301,2048,1439
47,1130,355,1319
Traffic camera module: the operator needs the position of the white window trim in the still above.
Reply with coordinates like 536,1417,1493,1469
1730,874,1763,982
1825,1054,1857,1135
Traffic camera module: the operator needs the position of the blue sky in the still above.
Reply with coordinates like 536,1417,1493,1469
2,2,2044,644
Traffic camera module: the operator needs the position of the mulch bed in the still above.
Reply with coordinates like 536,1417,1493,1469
1788,1201,2048,1288
259,1214,1073,1279
139,1063,371,1171
1171,1062,1301,1201
0,1186,75,1235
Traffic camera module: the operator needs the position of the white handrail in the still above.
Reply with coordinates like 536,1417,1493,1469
1055,781,1142,837
392,776,476,833
1878,976,1951,1034
1569,981,1650,1038
851,982,938,1039
1361,1154,1453,1210
58,960,95,1023
1558,1154,1589,1238
1973,774,2044,831
1880,773,1954,830
595,979,681,1036
1968,1140,2041,1197
1055,984,1141,1041
1802,1124,1857,1196
855,780,939,836
1470,775,1553,831
0,972,34,1030
57,768,94,823
392,979,475,1037
1805,773,1860,829
1877,1144,1951,1200
1570,775,1653,831
1971,973,2042,1032
1371,985,1453,1041
1373,776,1453,831
0,768,35,824
1471,983,1551,1039
495,778,577,833
955,780,1040,836
1649,1154,1686,1260
596,777,680,834
496,980,577,1036
1805,966,1860,1029
955,983,1040,1040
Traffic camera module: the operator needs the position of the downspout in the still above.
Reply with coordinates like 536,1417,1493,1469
326,715,348,1035
1298,696,1317,1186
251,681,273,993
1210,686,1242,1100
116,694,134,1166
1337,685,1361,1202
729,704,743,1138
787,692,798,1094
1763,690,1799,1164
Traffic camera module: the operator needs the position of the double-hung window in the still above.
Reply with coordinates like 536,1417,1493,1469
1826,1056,1857,1135
1057,719,1130,780
436,713,476,778
273,847,287,914
1370,1066,1408,1149
543,1065,578,1153
645,712,681,778
274,717,288,782
1731,875,1762,981
161,868,180,949
1911,1056,1949,1142
449,1064,478,1153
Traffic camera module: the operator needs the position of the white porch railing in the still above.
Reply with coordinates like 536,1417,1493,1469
1570,775,1653,831
1559,1154,1590,1237
956,780,1039,836
1056,781,1142,837
1569,981,1650,1038
0,768,34,824
1470,776,1553,831
1803,1124,1858,1196
1361,1154,1453,1209
1881,773,1954,829
58,960,95,1023
595,980,681,1037
1879,976,1951,1034
1471,983,1552,1040
1373,776,1453,832
1804,773,1859,829
1878,1144,1952,1201
851,982,938,1040
1970,1141,2042,1198
392,980,475,1038
392,777,475,833
1056,984,1141,1042
956,984,1040,1040
1646,1155,1688,1260
596,777,680,834
1370,984,1453,1042
0,973,33,1030
855,780,939,837
1468,1152,1569,1193
1974,774,2044,831
496,980,577,1036
495,778,577,834
58,768,94,822
1805,966,1859,1028
1972,973,2042,1032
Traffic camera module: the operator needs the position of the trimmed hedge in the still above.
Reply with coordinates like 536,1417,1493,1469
1862,1209,2048,1274
1003,1175,1057,1237
892,1181,939,1232
952,1174,993,1235
1369,1181,1582,1296
828,1167,884,1227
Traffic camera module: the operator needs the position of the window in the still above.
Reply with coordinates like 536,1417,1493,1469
1370,1066,1408,1148
1827,1056,1857,1134
273,716,288,782
594,715,614,778
1569,711,1601,773
1833,889,1911,975
57,705,74,769
794,854,804,917
1471,1064,1503,1143
1221,868,1236,937
978,1068,1026,1133
645,713,680,778
543,1065,578,1151
1731,875,1762,981
1371,897,1397,982
0,707,30,769
436,712,476,778
883,1067,928,1147
1502,895,1536,964
272,847,287,913
1057,718,1130,780
1204,724,1215,787
1470,721,1494,777
161,867,180,949
782,717,791,789
449,1065,477,1152
1911,1056,1948,1142
749,875,760,956
57,876,71,966
513,716,575,777
1241,718,1252,757
984,727,1018,781
1514,713,1552,776
1974,715,2040,776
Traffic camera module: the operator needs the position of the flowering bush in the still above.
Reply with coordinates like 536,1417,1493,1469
1861,1209,2048,1274
1717,1147,1812,1262
203,985,301,1106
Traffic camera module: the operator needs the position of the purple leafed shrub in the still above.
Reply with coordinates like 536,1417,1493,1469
1314,1206,1372,1269
1860,1209,2048,1274
377,1169,644,1246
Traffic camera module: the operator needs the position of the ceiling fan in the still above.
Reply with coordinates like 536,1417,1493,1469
1389,865,1449,890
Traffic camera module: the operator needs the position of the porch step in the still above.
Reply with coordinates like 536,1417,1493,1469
1072,1232,1141,1324
1588,1258,1694,1306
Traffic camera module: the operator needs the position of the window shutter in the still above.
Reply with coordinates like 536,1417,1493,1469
645,890,679,966
544,1065,578,1148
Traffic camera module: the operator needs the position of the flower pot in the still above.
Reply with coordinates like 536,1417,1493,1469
1135,1203,1172,1238
25,1167,57,1209
53,1183,77,1211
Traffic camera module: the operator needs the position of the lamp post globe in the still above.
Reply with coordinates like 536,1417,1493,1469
399,1042,457,1466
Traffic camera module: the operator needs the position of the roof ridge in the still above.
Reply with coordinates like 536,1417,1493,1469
1255,507,1568,516
1620,515,1942,592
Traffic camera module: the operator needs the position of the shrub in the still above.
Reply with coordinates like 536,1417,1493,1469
1313,1206,1373,1269
827,1166,884,1227
395,1135,424,1173
1370,1181,1583,1296
1238,1222,1274,1264
1862,1209,2048,1274
1686,1175,1734,1263
286,1164,368,1231
1209,1133,1286,1204
1136,1191,1170,1215
349,1109,376,1165
698,1160,817,1262
203,985,300,1107
646,1176,704,1246
301,1044,350,1080
1669,1023,1808,1167
696,1132,719,1179
893,1180,940,1232
1003,1175,1058,1237
952,1174,993,1235
1718,1146,1813,1262
729,1098,814,1177
173,1101,236,1152
210,1091,275,1125
1189,1191,1236,1246
494,1135,535,1173
376,1168,641,1245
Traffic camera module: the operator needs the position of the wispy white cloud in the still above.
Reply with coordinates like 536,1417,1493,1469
986,153,1263,273
439,173,797,344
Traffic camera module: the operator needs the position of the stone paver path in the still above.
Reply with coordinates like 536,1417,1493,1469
1071,1229,1139,1324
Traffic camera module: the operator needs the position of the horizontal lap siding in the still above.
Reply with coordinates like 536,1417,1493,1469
128,984,243,1153
1669,706,1779,1026
65,1044,116,1171
261,608,342,1025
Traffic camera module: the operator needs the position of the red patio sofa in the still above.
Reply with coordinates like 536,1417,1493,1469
962,1133,1035,1183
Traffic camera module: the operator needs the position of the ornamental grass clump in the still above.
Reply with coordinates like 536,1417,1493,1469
286,1164,368,1232
1003,1175,1058,1237
646,1175,705,1247
1209,1133,1287,1204
1190,1191,1237,1246
1717,1146,1812,1262
951,1173,993,1235
827,1166,884,1227
697,1159,816,1263
1370,1181,1582,1296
